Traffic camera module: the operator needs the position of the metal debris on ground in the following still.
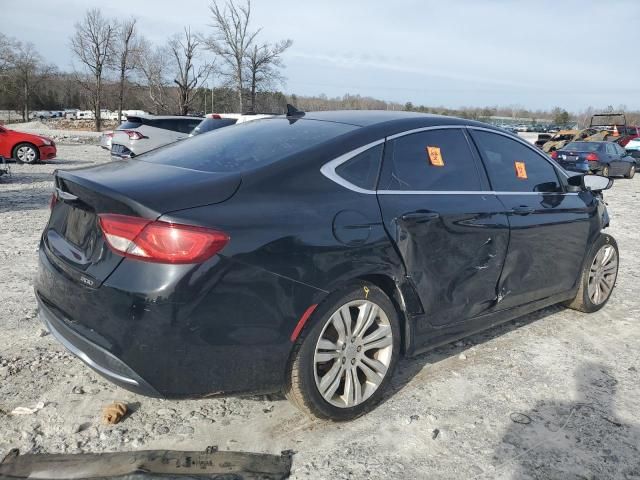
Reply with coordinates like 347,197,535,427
0,447,294,480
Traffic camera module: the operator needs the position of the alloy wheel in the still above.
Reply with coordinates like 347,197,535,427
587,244,618,305
16,145,37,163
313,300,393,408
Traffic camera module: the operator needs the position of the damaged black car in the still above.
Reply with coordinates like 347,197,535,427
35,109,618,421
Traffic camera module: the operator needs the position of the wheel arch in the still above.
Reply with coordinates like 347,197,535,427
12,141,39,160
354,273,422,356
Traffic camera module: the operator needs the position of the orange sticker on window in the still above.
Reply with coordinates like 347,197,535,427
514,161,527,179
426,146,444,167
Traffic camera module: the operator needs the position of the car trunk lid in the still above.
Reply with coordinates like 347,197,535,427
44,160,241,285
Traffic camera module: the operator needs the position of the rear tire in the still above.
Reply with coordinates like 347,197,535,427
285,282,401,420
13,143,39,164
625,164,635,179
565,234,618,313
601,165,610,177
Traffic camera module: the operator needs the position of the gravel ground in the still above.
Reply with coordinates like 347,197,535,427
1,143,639,479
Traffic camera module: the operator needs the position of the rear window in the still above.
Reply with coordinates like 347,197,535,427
118,118,143,129
140,118,358,173
564,142,602,152
191,118,237,136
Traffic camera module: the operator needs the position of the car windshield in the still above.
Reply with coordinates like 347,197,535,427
564,142,601,152
190,117,237,135
140,118,358,173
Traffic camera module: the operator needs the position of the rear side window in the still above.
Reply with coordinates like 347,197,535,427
140,118,358,173
191,118,237,136
335,144,383,190
470,130,562,193
380,128,482,191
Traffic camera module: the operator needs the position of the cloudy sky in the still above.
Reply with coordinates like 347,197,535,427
3,0,639,111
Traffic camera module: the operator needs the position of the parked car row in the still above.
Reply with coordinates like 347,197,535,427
30,109,147,121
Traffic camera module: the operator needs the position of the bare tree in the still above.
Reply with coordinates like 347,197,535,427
204,0,260,112
137,38,171,114
245,39,291,112
71,8,115,131
168,28,212,115
0,33,13,72
112,18,141,123
1,39,54,121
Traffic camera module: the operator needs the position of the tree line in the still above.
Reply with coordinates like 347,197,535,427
1,1,638,131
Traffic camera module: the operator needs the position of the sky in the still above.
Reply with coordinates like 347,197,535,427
2,0,639,111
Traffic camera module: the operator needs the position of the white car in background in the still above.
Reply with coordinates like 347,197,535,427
625,137,640,169
30,111,52,120
110,114,203,158
76,110,95,120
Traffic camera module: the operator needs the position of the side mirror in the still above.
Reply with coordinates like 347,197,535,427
568,174,613,192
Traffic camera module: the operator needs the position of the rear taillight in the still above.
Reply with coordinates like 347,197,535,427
49,193,57,210
98,214,229,264
122,130,146,140
550,151,558,159
586,153,599,161
207,114,222,119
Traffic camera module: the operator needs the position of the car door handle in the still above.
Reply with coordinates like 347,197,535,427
400,212,440,224
510,206,536,215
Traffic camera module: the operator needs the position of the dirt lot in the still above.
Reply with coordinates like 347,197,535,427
1,142,639,479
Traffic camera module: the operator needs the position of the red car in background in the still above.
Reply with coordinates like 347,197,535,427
0,125,56,163
617,126,640,147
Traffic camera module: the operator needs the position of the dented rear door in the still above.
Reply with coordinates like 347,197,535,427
377,127,510,338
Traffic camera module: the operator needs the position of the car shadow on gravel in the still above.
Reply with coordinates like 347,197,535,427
489,362,640,479
385,304,565,404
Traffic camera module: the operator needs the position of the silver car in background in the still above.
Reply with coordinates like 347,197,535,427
110,115,203,158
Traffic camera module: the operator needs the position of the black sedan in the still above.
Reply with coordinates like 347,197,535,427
36,110,619,420
552,141,636,178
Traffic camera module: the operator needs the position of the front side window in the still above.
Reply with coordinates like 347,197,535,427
470,130,562,193
380,129,482,191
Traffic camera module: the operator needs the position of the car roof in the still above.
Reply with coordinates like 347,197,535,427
270,110,503,140
129,114,202,120
294,110,473,127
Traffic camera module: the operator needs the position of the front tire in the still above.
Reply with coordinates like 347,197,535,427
13,143,39,164
285,282,401,420
565,234,618,313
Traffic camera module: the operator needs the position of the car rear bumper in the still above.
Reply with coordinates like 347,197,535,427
39,145,57,160
34,239,322,398
37,293,161,397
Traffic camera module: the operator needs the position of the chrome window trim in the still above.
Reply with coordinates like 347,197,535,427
386,124,465,140
320,124,577,195
319,138,385,194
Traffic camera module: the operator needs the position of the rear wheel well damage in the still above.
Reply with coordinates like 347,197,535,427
356,274,418,356
286,273,418,375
